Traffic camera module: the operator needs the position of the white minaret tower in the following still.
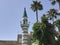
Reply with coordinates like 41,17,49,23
21,8,29,45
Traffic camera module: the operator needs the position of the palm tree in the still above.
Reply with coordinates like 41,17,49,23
50,0,60,10
50,0,60,14
32,15,57,45
41,15,57,45
47,9,57,23
31,0,43,22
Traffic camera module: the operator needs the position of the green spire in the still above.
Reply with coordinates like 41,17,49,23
23,8,27,17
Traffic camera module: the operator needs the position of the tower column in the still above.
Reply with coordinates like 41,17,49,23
22,28,28,45
21,8,29,45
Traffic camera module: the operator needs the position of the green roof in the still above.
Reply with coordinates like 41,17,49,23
23,8,27,17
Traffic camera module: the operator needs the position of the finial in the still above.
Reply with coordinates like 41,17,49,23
23,8,27,17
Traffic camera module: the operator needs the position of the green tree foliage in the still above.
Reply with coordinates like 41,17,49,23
47,9,57,20
32,15,58,45
55,19,60,45
54,19,60,32
31,0,43,22
32,10,60,45
31,0,60,45
50,0,60,9
49,0,60,15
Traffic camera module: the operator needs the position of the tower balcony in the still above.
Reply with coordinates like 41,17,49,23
21,24,29,28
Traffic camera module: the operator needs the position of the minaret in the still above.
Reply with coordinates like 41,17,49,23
21,8,29,45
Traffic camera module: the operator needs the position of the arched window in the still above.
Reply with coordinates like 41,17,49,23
23,19,27,24
24,20,25,24
25,19,27,24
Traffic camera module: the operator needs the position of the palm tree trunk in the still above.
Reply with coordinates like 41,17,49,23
36,9,38,22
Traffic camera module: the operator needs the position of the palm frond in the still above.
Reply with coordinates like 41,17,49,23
31,4,36,12
47,9,57,20
31,1,43,12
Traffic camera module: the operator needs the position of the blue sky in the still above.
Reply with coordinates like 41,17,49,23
0,0,59,40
